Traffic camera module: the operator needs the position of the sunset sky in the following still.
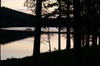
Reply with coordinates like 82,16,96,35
1,0,57,14
1,0,32,13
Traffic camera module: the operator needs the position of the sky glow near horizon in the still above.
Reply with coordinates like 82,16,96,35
1,0,57,14
1,0,33,14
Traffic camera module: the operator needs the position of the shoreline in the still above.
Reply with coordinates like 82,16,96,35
1,45,100,66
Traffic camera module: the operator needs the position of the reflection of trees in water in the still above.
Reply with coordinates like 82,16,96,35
61,31,100,49
81,28,99,47
24,0,99,66
41,28,54,52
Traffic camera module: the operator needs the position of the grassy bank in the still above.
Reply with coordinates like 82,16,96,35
1,46,100,66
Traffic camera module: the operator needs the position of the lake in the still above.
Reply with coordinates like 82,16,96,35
1,27,73,60
0,27,99,60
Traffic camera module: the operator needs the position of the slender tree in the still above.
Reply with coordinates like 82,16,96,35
73,0,82,66
33,0,42,66
82,34,84,47
81,0,84,47
85,0,90,47
47,27,51,52
92,0,97,46
0,28,1,65
58,0,61,51
0,43,1,65
99,0,100,46
66,0,70,49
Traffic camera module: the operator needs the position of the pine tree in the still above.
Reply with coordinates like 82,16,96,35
33,0,42,66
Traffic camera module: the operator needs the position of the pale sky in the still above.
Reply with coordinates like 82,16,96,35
1,0,57,14
1,0,32,14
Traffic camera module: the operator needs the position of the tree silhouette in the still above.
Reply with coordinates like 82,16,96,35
66,0,70,49
58,0,61,51
85,0,90,47
24,0,58,17
99,0,100,47
0,43,1,65
24,0,74,51
92,0,97,46
47,27,51,52
81,33,85,47
80,0,99,47
24,0,100,50
32,0,42,66
73,0,82,66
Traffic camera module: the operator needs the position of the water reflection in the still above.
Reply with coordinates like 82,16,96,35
1,27,99,60
1,38,33,60
1,32,74,60
0,30,34,44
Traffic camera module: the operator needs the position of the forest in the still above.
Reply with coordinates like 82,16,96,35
0,0,100,66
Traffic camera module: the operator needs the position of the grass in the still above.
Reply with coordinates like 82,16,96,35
1,45,100,66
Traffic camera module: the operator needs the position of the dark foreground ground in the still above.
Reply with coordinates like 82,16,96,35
1,46,100,66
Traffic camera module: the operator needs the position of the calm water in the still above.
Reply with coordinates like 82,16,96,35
1,27,99,60
1,27,73,60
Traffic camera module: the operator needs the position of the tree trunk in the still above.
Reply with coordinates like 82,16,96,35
82,34,84,47
0,43,1,60
86,30,89,47
48,27,51,52
86,0,90,47
73,0,82,66
58,27,61,51
87,33,90,47
66,0,70,50
99,0,100,48
58,0,61,51
0,28,1,66
92,0,97,46
81,0,84,47
33,0,42,66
